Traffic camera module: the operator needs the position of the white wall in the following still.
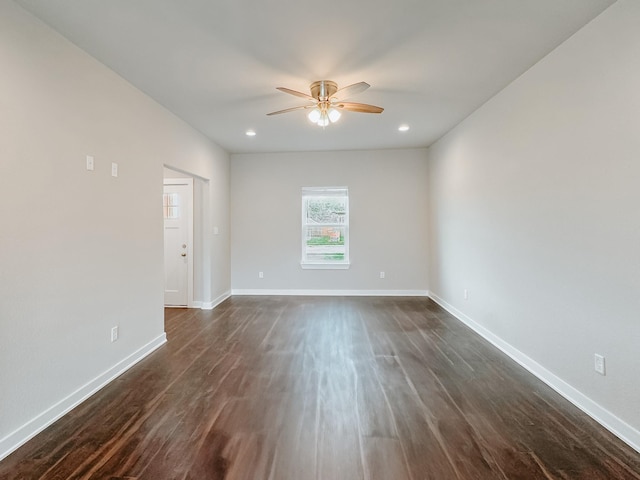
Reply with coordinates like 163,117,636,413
0,0,230,459
428,0,640,449
231,149,429,294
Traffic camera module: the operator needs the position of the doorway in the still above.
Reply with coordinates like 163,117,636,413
163,178,193,306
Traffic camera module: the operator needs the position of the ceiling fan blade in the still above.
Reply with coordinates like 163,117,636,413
335,102,384,114
333,81,369,100
276,87,315,101
266,105,314,116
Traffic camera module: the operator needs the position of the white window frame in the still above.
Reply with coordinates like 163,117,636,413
301,187,350,269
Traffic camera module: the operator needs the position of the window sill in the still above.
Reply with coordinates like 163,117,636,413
300,262,350,270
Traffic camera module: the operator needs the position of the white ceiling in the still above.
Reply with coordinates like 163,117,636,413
15,0,614,154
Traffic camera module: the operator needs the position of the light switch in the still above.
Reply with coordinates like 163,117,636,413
86,155,94,171
111,162,118,177
594,354,606,375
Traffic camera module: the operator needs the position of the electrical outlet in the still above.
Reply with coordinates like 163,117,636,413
594,354,606,375
111,326,119,343
380,271,385,279
258,272,264,279
111,162,118,177
86,155,94,171
464,289,469,300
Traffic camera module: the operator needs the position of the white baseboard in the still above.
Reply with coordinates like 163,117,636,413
428,292,640,454
231,289,429,297
200,291,231,310
184,291,231,310
0,333,167,462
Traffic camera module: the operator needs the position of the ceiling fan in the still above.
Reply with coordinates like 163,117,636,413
267,80,384,127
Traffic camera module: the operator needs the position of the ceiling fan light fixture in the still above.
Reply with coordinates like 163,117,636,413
307,108,321,124
317,113,330,127
328,107,341,123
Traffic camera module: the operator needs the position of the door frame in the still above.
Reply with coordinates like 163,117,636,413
163,177,194,307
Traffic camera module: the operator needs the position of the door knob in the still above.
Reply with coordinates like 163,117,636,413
181,253,187,257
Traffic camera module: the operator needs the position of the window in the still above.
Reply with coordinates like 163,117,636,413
163,193,180,219
301,187,349,269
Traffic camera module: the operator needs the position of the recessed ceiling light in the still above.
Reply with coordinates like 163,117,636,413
398,124,410,132
246,130,256,136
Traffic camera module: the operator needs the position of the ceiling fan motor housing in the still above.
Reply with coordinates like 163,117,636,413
310,80,338,101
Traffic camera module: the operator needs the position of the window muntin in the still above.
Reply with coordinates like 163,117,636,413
301,187,349,268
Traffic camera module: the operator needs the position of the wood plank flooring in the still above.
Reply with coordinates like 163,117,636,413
2,296,640,479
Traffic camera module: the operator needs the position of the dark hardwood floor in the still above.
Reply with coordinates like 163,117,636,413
2,296,640,479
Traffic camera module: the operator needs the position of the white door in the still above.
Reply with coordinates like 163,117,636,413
163,179,193,306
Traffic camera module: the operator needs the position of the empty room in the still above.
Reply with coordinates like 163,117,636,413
1,0,640,478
